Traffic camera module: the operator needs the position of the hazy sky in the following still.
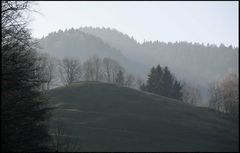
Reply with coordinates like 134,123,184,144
30,1,238,47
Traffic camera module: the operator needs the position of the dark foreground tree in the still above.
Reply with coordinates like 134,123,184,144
2,1,51,151
143,65,183,100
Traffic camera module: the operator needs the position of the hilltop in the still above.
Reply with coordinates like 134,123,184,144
47,82,238,152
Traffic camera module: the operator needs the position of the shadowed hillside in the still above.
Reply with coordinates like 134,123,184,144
47,82,238,152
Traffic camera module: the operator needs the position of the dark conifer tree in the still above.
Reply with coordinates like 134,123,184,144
161,66,174,97
146,67,157,92
144,65,182,100
172,80,183,100
2,1,52,151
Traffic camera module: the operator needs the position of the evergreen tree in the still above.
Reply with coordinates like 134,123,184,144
146,67,157,92
144,65,182,100
146,65,163,93
172,80,183,100
155,65,164,94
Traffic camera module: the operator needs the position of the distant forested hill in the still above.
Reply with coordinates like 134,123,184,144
37,27,238,103
38,28,124,60
38,28,148,75
79,27,238,86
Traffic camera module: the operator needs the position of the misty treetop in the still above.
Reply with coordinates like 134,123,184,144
38,53,136,89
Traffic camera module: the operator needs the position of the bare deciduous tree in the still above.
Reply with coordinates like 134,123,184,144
125,73,135,88
82,55,105,82
136,77,145,90
83,55,103,81
182,82,202,106
38,53,58,90
208,82,223,111
208,72,239,114
2,1,51,151
102,57,124,83
83,59,93,81
115,70,125,86
93,55,102,81
102,57,113,83
58,57,82,85
219,73,239,114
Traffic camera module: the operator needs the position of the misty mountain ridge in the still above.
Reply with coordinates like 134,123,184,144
38,28,147,76
78,27,238,84
38,29,124,60
37,27,238,105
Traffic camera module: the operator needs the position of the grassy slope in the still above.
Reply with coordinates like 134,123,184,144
47,82,238,152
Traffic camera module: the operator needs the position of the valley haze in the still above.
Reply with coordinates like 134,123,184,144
37,27,238,107
2,1,238,152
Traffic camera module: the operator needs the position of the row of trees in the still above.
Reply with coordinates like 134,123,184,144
40,53,238,114
38,54,139,90
140,64,238,114
208,72,239,114
40,54,204,106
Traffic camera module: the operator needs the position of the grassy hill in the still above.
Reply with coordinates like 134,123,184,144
47,82,238,152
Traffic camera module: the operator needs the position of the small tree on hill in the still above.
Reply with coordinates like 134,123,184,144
115,70,125,86
172,80,183,100
125,73,135,88
146,65,163,93
208,72,239,114
58,57,82,85
182,82,202,106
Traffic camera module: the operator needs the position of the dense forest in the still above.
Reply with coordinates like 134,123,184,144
79,27,238,86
